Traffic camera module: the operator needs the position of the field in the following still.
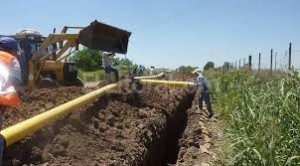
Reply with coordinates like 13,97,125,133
1,71,299,166
207,70,300,165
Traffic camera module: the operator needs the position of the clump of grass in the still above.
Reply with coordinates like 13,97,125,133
78,70,106,82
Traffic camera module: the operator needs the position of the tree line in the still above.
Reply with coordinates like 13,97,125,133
71,48,136,71
72,49,233,73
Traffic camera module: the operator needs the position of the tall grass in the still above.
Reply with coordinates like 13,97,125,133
207,70,300,165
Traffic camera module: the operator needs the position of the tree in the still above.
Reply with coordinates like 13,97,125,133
72,48,136,72
222,61,232,70
72,48,102,71
177,65,198,73
112,57,135,71
204,61,215,70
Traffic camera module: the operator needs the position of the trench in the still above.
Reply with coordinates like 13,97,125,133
3,88,195,166
109,90,195,165
138,90,195,166
161,92,195,165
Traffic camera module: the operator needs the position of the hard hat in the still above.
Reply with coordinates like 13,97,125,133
103,52,115,56
0,37,18,51
191,68,202,74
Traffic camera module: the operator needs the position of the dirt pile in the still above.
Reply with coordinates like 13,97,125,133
4,87,194,166
176,92,220,166
3,87,86,128
165,72,195,82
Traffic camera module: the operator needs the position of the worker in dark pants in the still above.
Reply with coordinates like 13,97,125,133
136,65,144,76
192,69,213,118
102,52,119,83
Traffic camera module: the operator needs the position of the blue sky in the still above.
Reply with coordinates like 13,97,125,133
1,0,300,69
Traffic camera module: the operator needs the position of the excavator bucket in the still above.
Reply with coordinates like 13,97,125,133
78,20,131,54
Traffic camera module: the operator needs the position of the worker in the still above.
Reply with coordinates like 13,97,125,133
0,37,22,127
149,66,155,76
132,65,138,76
136,65,144,76
102,52,119,83
192,68,213,118
0,37,22,165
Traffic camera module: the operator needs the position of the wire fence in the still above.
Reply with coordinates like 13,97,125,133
219,42,300,72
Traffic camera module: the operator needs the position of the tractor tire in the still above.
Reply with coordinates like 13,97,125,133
37,78,58,88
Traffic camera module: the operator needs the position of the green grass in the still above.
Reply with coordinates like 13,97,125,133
206,70,300,166
78,70,106,82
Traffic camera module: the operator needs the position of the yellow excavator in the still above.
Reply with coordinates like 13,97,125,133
3,20,131,88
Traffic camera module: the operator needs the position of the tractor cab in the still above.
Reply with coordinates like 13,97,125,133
15,29,45,59
11,29,52,83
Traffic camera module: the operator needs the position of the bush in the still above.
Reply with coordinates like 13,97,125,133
72,48,103,71
177,65,198,73
204,61,215,70
73,49,137,81
78,70,106,82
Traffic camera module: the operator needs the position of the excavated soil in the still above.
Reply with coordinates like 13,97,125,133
176,92,222,166
3,86,195,166
3,87,87,128
2,72,222,166
165,72,195,82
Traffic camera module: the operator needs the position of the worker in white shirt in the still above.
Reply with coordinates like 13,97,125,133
149,66,155,75
102,52,119,83
192,68,213,118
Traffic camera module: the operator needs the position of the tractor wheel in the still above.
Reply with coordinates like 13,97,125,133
64,78,84,86
74,78,84,87
37,78,58,88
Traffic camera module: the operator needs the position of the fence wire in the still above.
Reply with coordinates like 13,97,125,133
229,44,300,72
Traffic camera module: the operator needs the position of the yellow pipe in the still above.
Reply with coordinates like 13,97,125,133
134,72,165,80
140,79,194,88
1,83,117,147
